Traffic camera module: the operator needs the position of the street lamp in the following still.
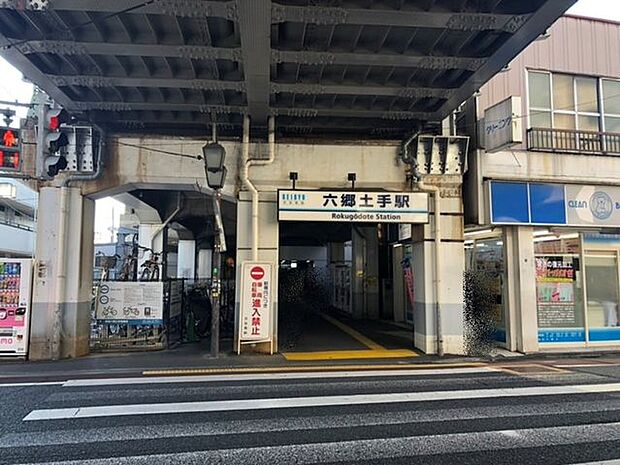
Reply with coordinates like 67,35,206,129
201,142,227,358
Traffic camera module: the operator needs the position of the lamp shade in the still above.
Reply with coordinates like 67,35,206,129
206,166,227,189
202,143,226,172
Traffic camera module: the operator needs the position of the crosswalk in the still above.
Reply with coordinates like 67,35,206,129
1,366,619,464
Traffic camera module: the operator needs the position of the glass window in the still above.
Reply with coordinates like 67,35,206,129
529,72,551,108
585,254,619,328
605,116,620,134
531,111,552,128
553,74,575,110
535,233,585,343
579,115,600,132
471,237,506,342
576,77,598,113
554,113,576,130
603,79,620,115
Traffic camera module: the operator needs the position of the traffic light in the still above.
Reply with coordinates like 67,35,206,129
36,106,71,179
0,127,21,171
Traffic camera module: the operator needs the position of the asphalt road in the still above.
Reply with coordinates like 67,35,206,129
0,361,619,464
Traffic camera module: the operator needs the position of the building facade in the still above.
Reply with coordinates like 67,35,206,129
0,178,36,258
465,15,620,352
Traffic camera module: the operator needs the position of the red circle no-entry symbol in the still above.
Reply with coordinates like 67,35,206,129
250,266,265,280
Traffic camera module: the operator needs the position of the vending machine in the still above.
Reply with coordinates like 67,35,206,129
0,258,33,357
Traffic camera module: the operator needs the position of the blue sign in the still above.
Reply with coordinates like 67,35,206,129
491,181,620,227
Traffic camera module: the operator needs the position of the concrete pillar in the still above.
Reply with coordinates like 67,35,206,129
197,249,212,279
177,240,196,279
505,226,538,353
351,226,380,320
412,186,465,355
30,187,95,360
234,191,279,354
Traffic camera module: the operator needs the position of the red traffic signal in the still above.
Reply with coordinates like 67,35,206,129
48,109,70,131
0,127,21,171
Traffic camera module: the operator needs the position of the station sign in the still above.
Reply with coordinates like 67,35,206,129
239,261,273,342
278,190,428,224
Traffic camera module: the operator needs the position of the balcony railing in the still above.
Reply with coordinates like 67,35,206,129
527,127,620,155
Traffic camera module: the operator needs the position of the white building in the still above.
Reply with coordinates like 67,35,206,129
0,178,36,258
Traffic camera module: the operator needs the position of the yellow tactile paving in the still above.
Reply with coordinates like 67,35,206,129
281,349,419,361
142,362,486,376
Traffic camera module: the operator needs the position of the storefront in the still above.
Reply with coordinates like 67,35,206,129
466,181,620,351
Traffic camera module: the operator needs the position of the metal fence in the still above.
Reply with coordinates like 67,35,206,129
90,279,185,352
527,127,620,155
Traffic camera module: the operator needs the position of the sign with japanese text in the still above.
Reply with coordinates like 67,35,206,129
239,261,273,341
278,190,428,224
95,282,164,323
483,96,522,152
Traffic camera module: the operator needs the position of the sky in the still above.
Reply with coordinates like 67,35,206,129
0,0,617,243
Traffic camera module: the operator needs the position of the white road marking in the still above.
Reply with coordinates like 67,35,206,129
553,364,615,368
0,381,64,388
23,382,620,421
569,461,620,465
7,399,616,448
10,422,620,464
61,367,497,387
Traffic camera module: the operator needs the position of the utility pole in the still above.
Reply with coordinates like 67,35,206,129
210,189,222,357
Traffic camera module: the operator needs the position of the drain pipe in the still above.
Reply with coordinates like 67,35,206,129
406,138,444,357
240,115,276,261
151,192,182,250
50,184,69,360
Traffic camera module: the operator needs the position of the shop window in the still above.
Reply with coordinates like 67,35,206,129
465,235,506,343
534,233,585,343
585,254,619,330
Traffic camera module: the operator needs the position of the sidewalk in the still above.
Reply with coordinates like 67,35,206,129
1,341,619,383
0,341,478,382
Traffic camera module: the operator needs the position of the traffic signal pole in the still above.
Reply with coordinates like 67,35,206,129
210,189,222,358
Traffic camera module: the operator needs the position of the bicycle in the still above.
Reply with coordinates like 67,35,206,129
96,252,119,281
140,248,161,281
118,253,138,281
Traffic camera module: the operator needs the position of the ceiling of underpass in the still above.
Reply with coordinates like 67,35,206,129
0,0,575,139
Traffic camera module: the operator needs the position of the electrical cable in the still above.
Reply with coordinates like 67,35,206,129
113,140,202,160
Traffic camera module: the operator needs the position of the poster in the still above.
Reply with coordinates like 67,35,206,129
95,281,164,323
536,256,578,328
239,262,273,341
168,280,183,318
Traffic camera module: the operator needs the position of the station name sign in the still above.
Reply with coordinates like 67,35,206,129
278,190,429,224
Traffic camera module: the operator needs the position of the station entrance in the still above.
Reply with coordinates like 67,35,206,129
278,220,419,360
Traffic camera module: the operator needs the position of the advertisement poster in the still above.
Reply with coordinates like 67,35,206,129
536,256,578,328
0,259,32,356
239,262,273,341
95,281,164,323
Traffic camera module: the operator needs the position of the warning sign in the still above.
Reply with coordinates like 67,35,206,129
239,261,273,342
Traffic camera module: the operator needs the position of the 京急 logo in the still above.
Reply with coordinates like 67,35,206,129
590,191,613,220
